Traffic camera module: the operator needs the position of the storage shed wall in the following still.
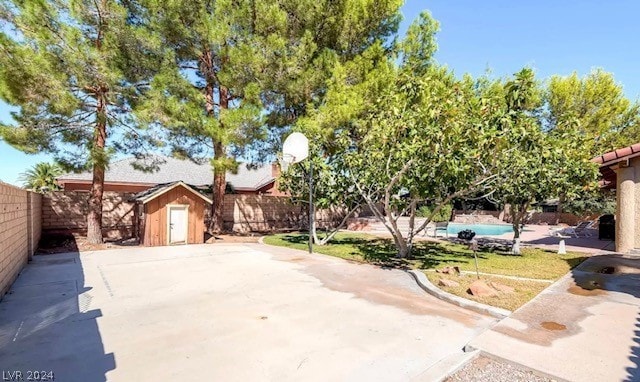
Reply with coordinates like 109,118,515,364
142,186,206,246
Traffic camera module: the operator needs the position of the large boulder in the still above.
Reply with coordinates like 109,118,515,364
468,280,498,297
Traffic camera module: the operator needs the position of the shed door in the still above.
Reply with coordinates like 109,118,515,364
168,206,188,244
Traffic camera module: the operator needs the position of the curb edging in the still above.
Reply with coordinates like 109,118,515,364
407,270,511,319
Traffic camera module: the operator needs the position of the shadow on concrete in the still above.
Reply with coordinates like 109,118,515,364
567,255,640,382
0,252,115,381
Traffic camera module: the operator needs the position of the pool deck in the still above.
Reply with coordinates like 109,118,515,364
357,218,615,254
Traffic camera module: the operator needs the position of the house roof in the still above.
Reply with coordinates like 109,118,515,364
591,143,640,189
131,181,213,204
57,156,276,191
592,143,640,167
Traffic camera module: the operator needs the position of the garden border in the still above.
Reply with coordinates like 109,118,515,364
407,269,511,319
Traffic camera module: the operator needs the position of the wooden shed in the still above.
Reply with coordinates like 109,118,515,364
132,181,212,246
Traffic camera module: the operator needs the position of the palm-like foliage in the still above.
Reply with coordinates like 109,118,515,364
19,162,63,192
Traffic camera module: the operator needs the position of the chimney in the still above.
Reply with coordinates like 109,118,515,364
271,162,280,178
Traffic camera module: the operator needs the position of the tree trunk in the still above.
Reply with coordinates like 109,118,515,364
396,237,410,258
86,96,107,244
511,202,529,255
201,49,229,235
210,141,226,234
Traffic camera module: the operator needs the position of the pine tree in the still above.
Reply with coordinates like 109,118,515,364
0,0,159,243
133,0,402,233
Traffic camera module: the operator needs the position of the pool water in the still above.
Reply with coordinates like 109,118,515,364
447,223,514,236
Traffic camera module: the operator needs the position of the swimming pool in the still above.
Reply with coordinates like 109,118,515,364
447,223,514,236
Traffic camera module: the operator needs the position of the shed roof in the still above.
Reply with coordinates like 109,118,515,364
57,156,275,191
131,181,212,204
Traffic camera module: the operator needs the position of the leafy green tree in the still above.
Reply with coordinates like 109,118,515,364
134,0,402,233
493,68,600,253
0,0,158,243
563,190,616,216
547,69,640,156
19,162,63,192
278,141,365,245
290,13,506,257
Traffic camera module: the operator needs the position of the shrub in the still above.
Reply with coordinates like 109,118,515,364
416,203,452,222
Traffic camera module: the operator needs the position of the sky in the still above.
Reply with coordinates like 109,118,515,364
2,0,639,186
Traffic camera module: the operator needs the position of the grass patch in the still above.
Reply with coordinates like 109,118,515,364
425,272,550,311
263,232,589,280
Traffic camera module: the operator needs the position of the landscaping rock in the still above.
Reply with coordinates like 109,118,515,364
468,280,498,297
438,278,460,288
437,266,461,275
489,281,515,294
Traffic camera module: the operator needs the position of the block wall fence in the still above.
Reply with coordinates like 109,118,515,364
42,191,136,239
41,192,348,238
0,182,41,299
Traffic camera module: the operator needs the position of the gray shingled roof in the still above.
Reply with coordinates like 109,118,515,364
131,181,213,204
58,156,275,191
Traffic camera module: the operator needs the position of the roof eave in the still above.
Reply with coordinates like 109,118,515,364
136,181,213,204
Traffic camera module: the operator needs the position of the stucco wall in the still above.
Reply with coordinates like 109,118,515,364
0,182,42,299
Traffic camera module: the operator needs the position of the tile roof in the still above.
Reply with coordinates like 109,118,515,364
58,156,275,191
592,143,640,166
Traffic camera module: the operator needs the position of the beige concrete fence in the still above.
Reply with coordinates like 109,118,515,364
42,191,136,239
0,182,42,298
222,194,346,233
42,192,348,238
453,208,599,226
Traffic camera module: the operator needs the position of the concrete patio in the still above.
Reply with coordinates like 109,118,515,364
467,254,640,382
0,243,496,381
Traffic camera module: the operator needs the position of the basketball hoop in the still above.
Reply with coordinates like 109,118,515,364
282,132,309,164
280,132,314,254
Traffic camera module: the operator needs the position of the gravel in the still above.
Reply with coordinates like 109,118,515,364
446,356,555,382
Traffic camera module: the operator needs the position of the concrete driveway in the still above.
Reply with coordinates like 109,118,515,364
0,243,495,381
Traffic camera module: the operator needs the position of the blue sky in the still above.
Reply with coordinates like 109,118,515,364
2,0,639,185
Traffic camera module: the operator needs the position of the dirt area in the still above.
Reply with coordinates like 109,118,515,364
446,356,554,382
37,231,261,254
37,231,137,254
425,272,551,311
205,233,262,243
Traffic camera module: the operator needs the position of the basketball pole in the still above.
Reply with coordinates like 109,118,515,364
308,160,314,254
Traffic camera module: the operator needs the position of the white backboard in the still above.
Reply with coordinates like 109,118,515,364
282,132,309,164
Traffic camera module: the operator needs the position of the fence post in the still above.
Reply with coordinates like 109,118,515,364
27,192,33,261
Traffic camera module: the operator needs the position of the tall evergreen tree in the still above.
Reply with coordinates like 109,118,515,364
546,69,640,156
133,0,402,233
0,0,158,243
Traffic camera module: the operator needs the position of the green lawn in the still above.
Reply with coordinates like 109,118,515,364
263,232,589,280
